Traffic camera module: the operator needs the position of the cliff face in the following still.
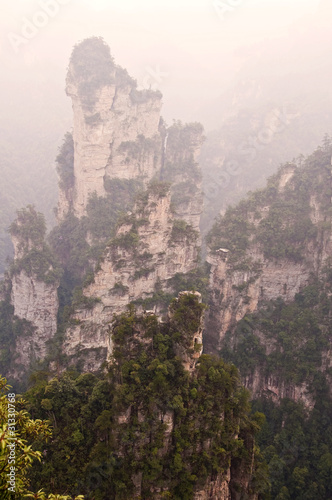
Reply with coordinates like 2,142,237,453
59,38,204,239
7,207,60,374
60,37,162,219
163,122,204,233
106,293,260,500
206,149,332,405
55,39,205,371
62,184,200,370
11,272,58,362
2,38,205,383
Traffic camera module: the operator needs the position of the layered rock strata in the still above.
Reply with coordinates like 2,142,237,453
62,186,200,370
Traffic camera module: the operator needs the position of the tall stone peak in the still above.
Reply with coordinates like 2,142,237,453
2,38,205,385
60,37,163,219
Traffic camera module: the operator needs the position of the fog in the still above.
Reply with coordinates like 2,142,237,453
0,0,331,271
0,0,326,125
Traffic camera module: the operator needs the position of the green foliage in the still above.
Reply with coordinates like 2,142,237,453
118,134,162,167
170,220,199,244
168,293,206,350
0,375,79,499
24,372,103,497
110,282,129,296
56,132,74,193
253,389,332,500
163,121,203,182
221,277,330,384
171,180,198,207
10,247,62,285
206,201,254,263
207,146,332,263
9,206,62,285
221,266,332,499
131,264,210,314
71,288,101,310
107,298,265,498
110,229,140,250
9,205,46,249
49,213,90,322
70,37,115,107
0,282,36,385
169,264,210,302
50,180,141,323
21,296,265,499
147,180,171,198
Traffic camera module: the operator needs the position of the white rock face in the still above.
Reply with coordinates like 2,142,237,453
63,63,162,218
11,271,58,364
206,163,332,405
207,249,314,349
63,190,200,370
207,197,332,351
243,370,315,410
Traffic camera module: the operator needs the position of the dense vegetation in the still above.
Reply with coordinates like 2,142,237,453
3,33,332,499
0,280,37,382
56,132,74,195
0,375,85,499
9,206,62,285
253,393,332,500
205,141,332,499
207,142,332,265
218,273,332,499
70,37,116,107
19,294,267,499
50,178,141,320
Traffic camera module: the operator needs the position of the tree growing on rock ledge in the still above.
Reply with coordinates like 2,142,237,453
22,293,269,499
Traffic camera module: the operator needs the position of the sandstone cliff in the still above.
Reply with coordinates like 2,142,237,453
60,37,162,219
53,39,205,371
5,206,60,376
206,148,332,406
62,183,200,370
58,38,204,237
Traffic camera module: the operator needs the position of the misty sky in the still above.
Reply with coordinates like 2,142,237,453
0,0,327,126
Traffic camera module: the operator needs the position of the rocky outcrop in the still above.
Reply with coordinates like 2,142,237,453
206,149,332,404
106,292,259,500
242,371,315,410
206,246,316,350
61,37,162,219
170,291,204,372
62,185,200,370
59,38,205,244
8,206,60,369
11,272,58,365
11,271,58,340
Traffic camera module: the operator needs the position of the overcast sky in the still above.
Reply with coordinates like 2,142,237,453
0,0,326,126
